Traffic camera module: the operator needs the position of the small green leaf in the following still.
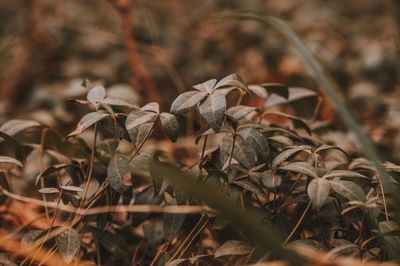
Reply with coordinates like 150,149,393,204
279,162,318,178
141,102,160,113
255,170,282,189
214,73,249,93
330,180,365,201
98,97,137,108
260,83,289,98
87,85,106,105
248,85,268,98
238,127,270,162
0,119,41,136
56,227,81,263
0,131,26,166
68,111,109,137
315,144,349,161
160,112,179,142
108,155,132,193
268,135,293,146
265,87,317,107
198,94,226,132
125,110,158,130
214,240,252,257
271,145,310,169
193,79,217,92
221,136,256,169
307,178,331,210
226,105,258,121
35,164,76,186
322,170,367,180
263,111,311,135
170,91,207,115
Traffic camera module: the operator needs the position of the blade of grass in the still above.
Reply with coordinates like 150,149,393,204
149,161,307,266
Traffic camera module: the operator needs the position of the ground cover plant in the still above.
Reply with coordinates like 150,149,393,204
0,1,399,266
0,71,399,265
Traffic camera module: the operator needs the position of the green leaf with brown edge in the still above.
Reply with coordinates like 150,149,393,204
279,162,318,179
315,144,349,161
35,164,78,186
322,170,368,180
263,111,311,135
56,226,81,264
254,170,282,189
238,127,270,162
271,145,311,169
160,112,179,142
214,73,250,94
0,119,41,136
0,172,9,204
0,131,26,166
163,199,186,242
193,78,217,93
259,83,289,98
170,91,208,115
87,85,106,105
248,85,268,98
98,97,137,109
330,180,365,202
307,178,331,210
125,110,158,130
149,161,307,265
68,111,109,137
226,105,258,121
214,240,252,257
107,155,132,194
141,102,160,113
265,87,317,107
198,94,226,132
221,135,256,169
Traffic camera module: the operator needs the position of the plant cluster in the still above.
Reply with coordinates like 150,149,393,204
0,74,399,265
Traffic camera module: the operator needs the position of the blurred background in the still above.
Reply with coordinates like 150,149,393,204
0,0,399,159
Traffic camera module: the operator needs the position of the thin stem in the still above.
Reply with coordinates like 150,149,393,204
284,201,311,245
311,96,323,122
39,127,50,221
